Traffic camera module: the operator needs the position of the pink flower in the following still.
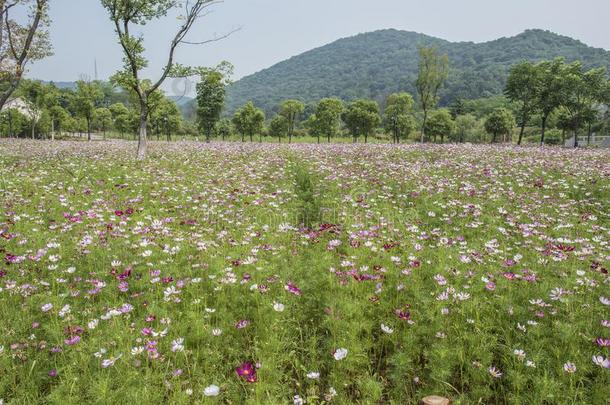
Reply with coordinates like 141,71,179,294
235,319,250,329
64,336,81,346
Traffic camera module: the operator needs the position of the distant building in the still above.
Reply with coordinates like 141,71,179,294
1,98,40,120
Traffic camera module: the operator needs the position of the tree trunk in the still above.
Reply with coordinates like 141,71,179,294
51,119,55,141
137,107,148,160
573,130,578,148
87,118,92,141
517,122,525,146
587,123,592,145
249,133,253,142
540,115,548,146
420,110,428,143
364,133,368,144
317,135,320,144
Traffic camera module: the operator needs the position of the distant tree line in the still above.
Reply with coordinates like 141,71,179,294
0,79,188,140
196,49,610,147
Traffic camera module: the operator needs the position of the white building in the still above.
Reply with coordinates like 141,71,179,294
1,97,40,120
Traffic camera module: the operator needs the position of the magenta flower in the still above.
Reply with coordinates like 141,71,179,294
236,362,257,383
285,282,302,296
48,368,58,377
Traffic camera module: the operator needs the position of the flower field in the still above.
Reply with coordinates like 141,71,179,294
0,139,609,404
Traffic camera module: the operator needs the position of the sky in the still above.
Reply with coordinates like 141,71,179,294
24,0,610,95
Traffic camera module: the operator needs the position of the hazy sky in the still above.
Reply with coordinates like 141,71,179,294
27,0,610,89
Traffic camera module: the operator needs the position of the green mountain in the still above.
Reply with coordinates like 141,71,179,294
225,29,610,115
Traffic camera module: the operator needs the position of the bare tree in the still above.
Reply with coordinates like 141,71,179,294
0,0,51,110
101,0,238,159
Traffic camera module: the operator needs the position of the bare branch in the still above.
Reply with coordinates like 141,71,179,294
180,26,241,45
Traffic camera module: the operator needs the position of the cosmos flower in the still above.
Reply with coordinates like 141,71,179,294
592,356,610,368
563,362,577,373
333,348,348,361
203,385,220,397
235,320,250,329
171,338,185,352
41,303,53,312
488,366,502,378
285,282,302,296
64,336,80,346
101,354,122,368
236,362,257,383
380,324,394,334
273,302,285,312
306,371,320,379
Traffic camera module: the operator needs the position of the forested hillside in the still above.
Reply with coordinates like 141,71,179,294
225,29,610,114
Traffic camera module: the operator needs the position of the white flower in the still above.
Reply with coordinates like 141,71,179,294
171,338,185,352
592,355,610,368
488,366,502,378
88,319,99,330
333,348,348,361
101,354,121,368
273,302,285,312
513,349,526,361
380,324,394,334
58,304,71,318
563,362,577,373
526,360,536,368
203,385,220,397
600,296,610,306
306,371,320,379
94,348,107,358
211,328,223,336
131,346,144,356
41,303,53,312
293,395,304,405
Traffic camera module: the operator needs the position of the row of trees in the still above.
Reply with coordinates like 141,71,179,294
505,58,610,146
0,79,185,140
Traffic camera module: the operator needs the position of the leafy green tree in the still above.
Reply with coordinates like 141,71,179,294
484,108,515,143
280,99,304,143
416,46,449,143
535,58,566,145
560,62,608,147
72,80,103,141
0,0,51,110
94,107,113,139
269,115,288,143
314,98,343,143
150,97,182,141
215,118,232,141
49,105,69,139
449,98,467,119
452,114,477,143
101,0,229,158
505,61,540,145
424,109,454,143
233,101,265,142
109,102,130,138
343,99,381,143
383,92,415,143
196,66,232,142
